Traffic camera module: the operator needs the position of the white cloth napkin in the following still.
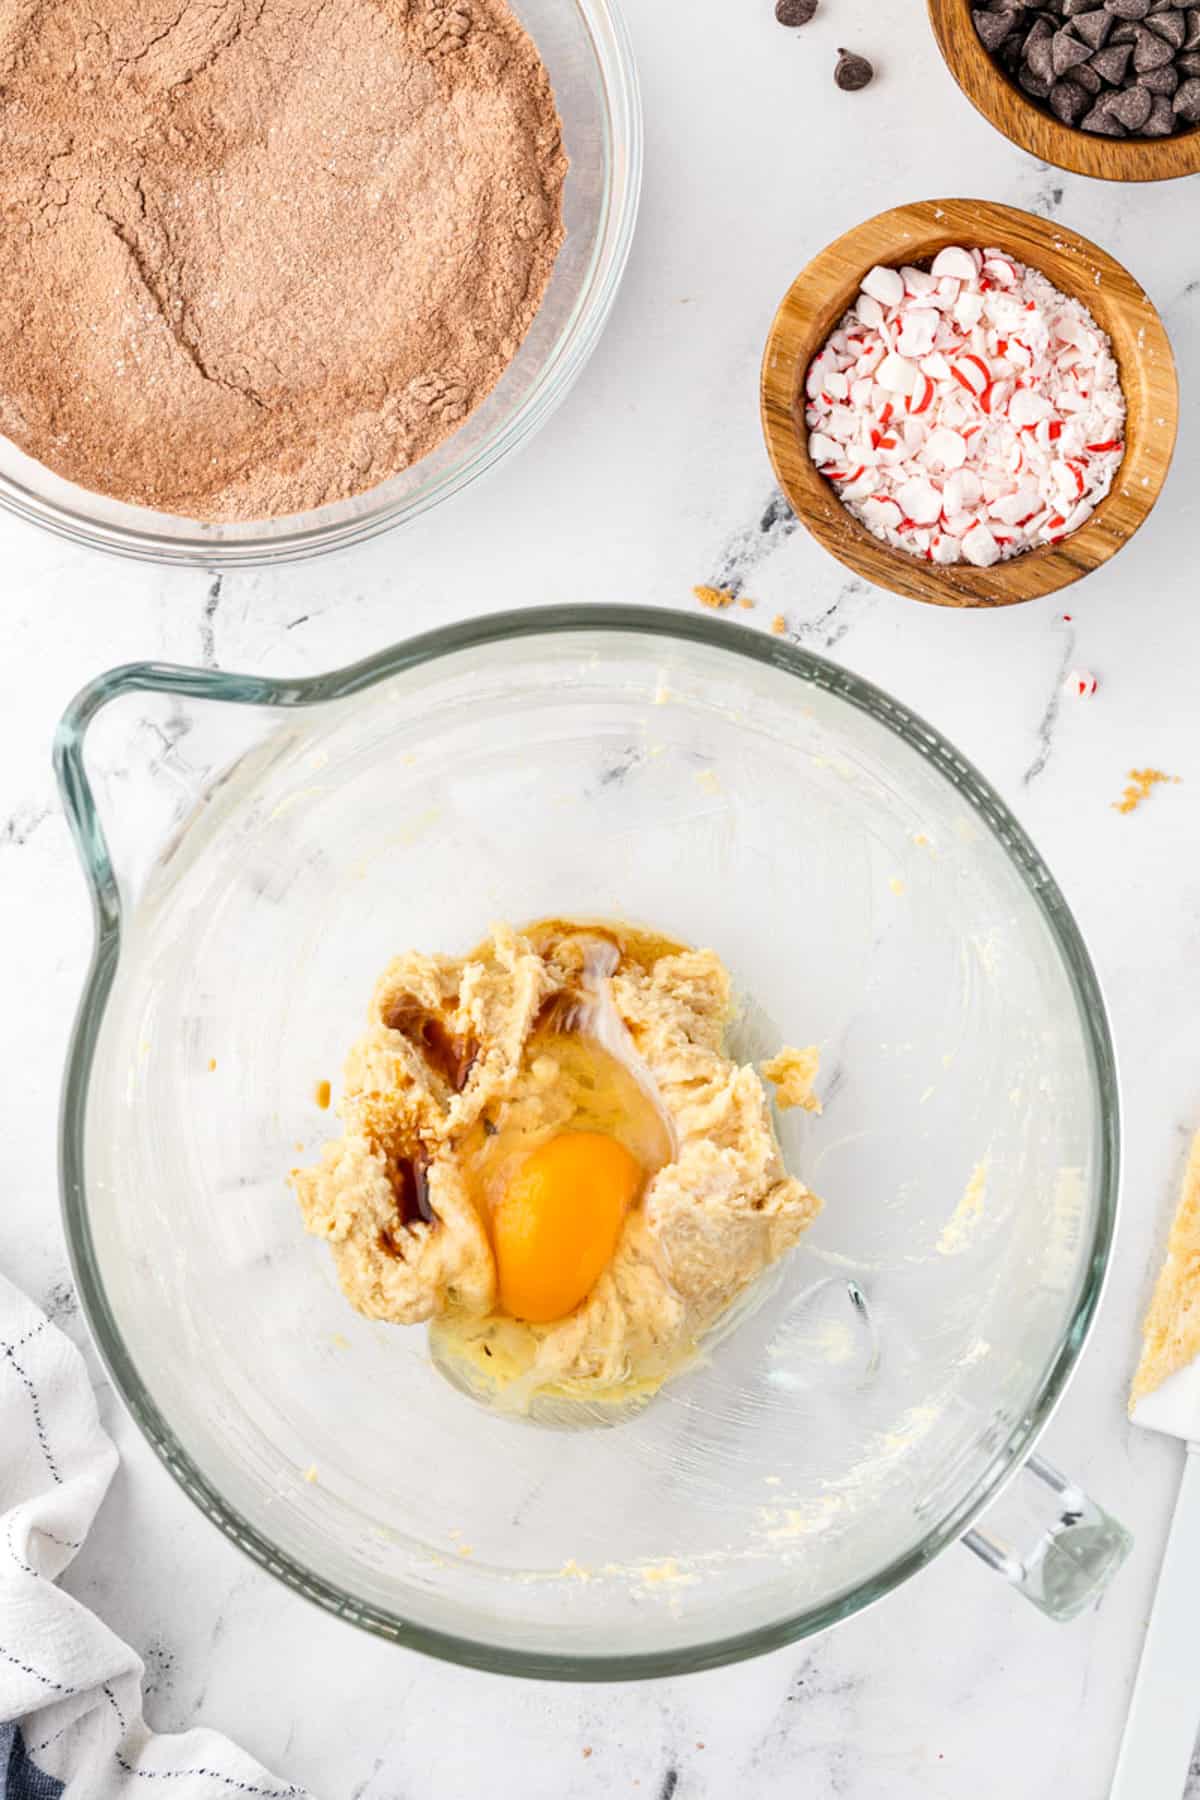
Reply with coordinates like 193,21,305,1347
0,1271,311,1799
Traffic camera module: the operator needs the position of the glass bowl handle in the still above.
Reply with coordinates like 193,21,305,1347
53,660,320,926
962,1452,1132,1622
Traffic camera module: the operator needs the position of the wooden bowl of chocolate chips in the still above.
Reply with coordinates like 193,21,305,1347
929,0,1200,180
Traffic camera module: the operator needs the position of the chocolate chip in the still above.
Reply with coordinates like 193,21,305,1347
1104,0,1150,15
1052,24,1095,64
1027,29,1058,71
775,0,818,23
1184,8,1200,48
1147,7,1187,40
1178,47,1200,70
1108,76,1155,114
1020,60,1056,90
1074,56,1105,81
1088,39,1134,73
1143,88,1179,120
1089,38,1134,73
1133,21,1176,61
1064,0,1096,13
1050,74,1092,111
1138,57,1179,85
974,5,1019,46
1173,69,1200,107
1108,19,1142,36
1074,8,1115,44
834,47,874,88
1081,95,1129,122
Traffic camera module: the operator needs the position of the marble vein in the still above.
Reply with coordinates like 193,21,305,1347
1022,620,1077,786
200,575,223,671
1,803,51,848
791,578,876,653
705,491,799,599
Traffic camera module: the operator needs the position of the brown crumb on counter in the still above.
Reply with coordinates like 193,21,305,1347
582,1748,593,1760
693,585,736,610
738,597,755,611
315,1078,332,1108
771,613,787,636
1114,768,1179,815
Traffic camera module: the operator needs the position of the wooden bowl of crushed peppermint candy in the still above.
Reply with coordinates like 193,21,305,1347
760,197,1178,608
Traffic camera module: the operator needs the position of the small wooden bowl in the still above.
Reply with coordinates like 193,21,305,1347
928,0,1200,183
760,198,1178,609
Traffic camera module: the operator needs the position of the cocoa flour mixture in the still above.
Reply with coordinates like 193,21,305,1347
0,0,566,520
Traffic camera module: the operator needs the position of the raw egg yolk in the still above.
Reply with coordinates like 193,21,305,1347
492,1131,643,1323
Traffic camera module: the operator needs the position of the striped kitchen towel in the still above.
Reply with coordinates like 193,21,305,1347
0,1271,311,1799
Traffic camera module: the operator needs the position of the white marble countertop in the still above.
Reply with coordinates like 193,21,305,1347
2,1,1199,1795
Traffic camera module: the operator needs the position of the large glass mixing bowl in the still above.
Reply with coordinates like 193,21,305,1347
56,608,1125,1677
0,1,640,567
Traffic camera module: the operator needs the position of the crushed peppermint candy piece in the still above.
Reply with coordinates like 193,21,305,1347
804,245,1126,568
1064,669,1098,698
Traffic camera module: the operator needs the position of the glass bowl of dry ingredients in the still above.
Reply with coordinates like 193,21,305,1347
57,608,1126,1677
0,0,640,568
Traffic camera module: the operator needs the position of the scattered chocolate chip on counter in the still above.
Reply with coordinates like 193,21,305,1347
835,47,875,89
776,0,819,24
772,11,879,93
972,0,1200,136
